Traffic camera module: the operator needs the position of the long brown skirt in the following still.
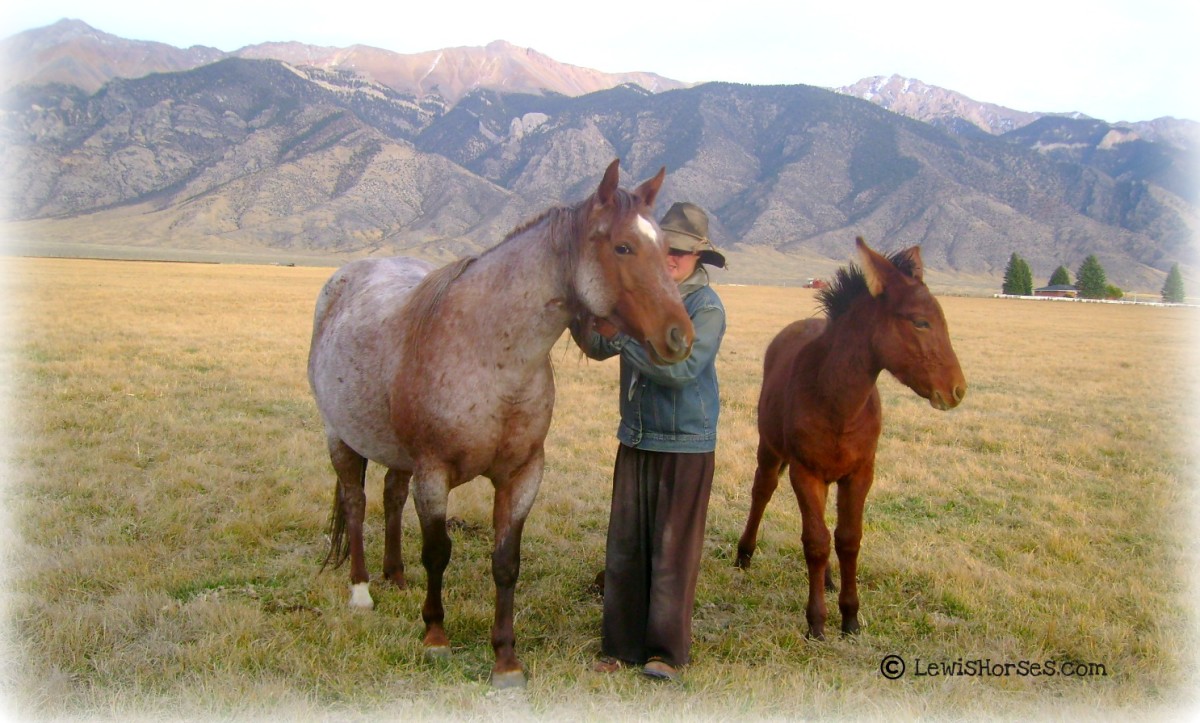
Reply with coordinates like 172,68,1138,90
601,443,715,667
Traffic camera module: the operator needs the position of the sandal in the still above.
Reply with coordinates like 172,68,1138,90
592,656,626,673
642,657,679,682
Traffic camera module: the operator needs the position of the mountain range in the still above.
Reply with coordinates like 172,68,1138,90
1,19,1196,291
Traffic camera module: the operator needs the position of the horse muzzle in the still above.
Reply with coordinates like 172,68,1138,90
646,323,693,365
930,382,967,411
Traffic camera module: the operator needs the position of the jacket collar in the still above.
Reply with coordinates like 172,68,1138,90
677,265,710,297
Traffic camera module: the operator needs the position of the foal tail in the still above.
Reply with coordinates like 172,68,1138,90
321,465,365,571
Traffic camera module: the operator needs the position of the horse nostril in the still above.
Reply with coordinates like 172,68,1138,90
954,385,967,403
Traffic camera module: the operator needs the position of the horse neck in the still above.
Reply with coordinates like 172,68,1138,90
457,211,578,359
812,301,884,422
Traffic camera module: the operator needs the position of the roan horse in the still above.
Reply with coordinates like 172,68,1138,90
307,160,693,687
735,237,966,640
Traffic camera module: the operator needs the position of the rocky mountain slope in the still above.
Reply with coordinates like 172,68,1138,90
1,21,1196,289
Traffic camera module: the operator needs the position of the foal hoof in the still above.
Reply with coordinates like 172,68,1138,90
490,669,527,689
734,551,753,569
348,582,374,610
423,645,452,661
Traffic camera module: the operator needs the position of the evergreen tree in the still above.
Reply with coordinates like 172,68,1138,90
1161,263,1186,303
1002,253,1033,295
1076,255,1108,299
1049,265,1071,286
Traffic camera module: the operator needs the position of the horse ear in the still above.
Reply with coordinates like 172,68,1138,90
857,236,888,297
899,245,925,282
635,166,666,208
597,159,620,205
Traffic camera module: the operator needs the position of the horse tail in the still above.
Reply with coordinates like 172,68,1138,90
321,461,366,571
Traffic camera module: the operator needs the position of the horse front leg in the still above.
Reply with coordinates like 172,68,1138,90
383,468,411,588
736,441,784,569
328,439,373,610
412,467,452,656
488,453,543,689
789,466,831,640
835,464,873,636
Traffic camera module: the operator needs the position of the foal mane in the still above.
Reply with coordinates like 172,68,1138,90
817,248,920,320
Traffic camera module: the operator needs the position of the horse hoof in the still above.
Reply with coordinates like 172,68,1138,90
734,553,752,569
424,645,452,661
490,669,527,689
348,582,374,610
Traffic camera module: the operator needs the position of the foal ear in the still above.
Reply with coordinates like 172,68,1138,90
634,166,666,208
597,159,621,206
898,245,925,282
857,236,889,297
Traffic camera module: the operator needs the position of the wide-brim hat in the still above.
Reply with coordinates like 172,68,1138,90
659,202,727,269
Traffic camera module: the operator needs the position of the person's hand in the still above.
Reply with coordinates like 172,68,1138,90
592,316,620,339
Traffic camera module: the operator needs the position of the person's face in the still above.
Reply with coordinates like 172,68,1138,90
666,248,700,283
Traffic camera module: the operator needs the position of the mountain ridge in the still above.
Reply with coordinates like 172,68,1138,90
1,21,1196,291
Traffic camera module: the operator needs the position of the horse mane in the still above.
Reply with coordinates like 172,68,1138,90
404,180,653,333
817,249,920,319
405,255,478,339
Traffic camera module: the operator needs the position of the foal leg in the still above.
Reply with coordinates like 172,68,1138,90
383,468,411,588
487,453,543,689
329,439,373,610
834,467,873,635
412,466,453,656
790,467,832,640
735,442,785,568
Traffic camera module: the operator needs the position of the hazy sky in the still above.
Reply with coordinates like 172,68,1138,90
1,0,1196,123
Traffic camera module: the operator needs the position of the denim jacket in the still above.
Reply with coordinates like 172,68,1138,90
577,267,726,453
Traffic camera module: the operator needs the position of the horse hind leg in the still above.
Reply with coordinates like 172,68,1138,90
383,468,411,589
325,439,373,610
736,443,785,569
412,467,453,657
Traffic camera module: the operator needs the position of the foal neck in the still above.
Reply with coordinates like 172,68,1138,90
814,300,885,421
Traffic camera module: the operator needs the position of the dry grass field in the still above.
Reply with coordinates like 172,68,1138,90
2,257,1197,721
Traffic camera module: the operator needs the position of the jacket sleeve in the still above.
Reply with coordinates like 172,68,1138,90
569,313,623,361
617,305,725,388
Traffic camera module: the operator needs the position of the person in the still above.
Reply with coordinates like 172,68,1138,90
571,201,727,682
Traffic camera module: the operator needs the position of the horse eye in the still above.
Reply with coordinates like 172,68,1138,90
912,318,931,330
615,244,634,256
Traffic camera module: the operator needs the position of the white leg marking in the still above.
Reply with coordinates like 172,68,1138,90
349,582,374,610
